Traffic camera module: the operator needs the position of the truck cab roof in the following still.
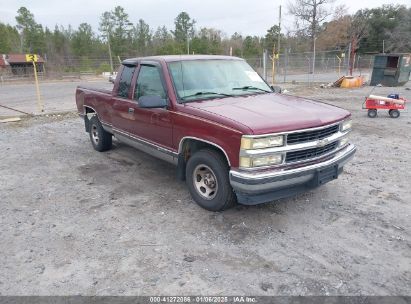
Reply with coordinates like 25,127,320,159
122,55,243,66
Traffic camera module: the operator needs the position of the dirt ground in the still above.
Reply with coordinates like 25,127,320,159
0,84,410,296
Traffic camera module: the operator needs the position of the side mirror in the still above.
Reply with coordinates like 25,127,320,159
109,75,115,83
138,95,168,108
271,85,282,93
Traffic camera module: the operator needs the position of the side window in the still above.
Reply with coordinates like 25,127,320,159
134,65,166,100
117,65,135,98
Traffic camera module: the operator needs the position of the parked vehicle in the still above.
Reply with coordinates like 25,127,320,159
75,55,356,211
108,72,117,83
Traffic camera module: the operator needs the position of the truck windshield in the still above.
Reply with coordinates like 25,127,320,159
168,59,272,102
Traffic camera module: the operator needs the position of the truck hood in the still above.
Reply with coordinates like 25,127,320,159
183,93,350,135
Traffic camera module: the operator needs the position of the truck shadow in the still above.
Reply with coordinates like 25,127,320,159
104,139,312,213
78,138,325,244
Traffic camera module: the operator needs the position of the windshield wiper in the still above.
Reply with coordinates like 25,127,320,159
232,86,271,93
180,91,233,102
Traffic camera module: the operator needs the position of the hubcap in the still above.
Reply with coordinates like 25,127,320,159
193,164,218,200
91,124,99,145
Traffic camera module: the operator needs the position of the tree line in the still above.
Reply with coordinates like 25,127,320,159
0,3,409,64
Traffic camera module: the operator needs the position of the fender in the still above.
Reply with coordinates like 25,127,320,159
178,136,231,166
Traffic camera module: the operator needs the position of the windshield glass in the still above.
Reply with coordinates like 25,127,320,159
168,59,271,102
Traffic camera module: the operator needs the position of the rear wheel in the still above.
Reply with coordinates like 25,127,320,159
368,109,377,118
389,109,400,118
89,115,112,151
186,149,237,211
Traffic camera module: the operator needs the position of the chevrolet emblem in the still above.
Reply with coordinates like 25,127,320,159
317,138,329,147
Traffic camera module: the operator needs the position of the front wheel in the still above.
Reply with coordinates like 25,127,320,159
368,109,377,118
186,149,237,211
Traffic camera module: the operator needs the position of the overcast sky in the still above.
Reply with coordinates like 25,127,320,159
0,0,409,37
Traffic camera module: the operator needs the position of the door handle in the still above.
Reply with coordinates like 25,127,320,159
128,108,134,113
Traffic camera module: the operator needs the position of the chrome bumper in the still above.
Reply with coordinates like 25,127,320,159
230,144,356,205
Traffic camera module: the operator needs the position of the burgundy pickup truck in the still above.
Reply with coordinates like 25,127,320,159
76,55,356,211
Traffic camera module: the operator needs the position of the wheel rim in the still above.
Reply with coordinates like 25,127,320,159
192,164,218,200
91,124,99,145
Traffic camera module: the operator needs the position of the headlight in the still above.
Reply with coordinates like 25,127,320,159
341,119,352,132
240,154,283,168
241,135,284,149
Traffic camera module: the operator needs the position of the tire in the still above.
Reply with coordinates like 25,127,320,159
89,115,112,152
368,109,377,118
186,149,237,211
389,109,400,118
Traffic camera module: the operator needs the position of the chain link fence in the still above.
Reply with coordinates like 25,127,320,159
0,56,121,82
246,51,374,85
1,51,375,84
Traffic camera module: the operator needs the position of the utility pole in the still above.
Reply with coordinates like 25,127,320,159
312,36,316,78
263,49,267,81
186,29,190,55
106,30,114,75
272,45,276,85
382,40,385,54
277,5,282,77
107,34,114,74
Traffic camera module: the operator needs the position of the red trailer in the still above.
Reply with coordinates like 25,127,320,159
363,94,407,118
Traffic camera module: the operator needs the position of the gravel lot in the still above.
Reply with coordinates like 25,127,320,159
0,84,410,295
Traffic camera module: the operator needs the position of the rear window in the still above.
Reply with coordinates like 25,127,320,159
117,65,135,98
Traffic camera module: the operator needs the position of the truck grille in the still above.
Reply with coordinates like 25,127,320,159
287,124,339,145
285,142,338,163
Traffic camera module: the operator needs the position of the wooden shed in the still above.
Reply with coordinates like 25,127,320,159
0,54,45,76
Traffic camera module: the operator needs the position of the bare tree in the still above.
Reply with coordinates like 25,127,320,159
288,0,335,52
316,5,360,51
349,11,368,43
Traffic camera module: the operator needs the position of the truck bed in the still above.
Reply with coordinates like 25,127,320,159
75,86,113,117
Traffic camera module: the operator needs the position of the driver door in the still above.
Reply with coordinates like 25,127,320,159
130,63,173,149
